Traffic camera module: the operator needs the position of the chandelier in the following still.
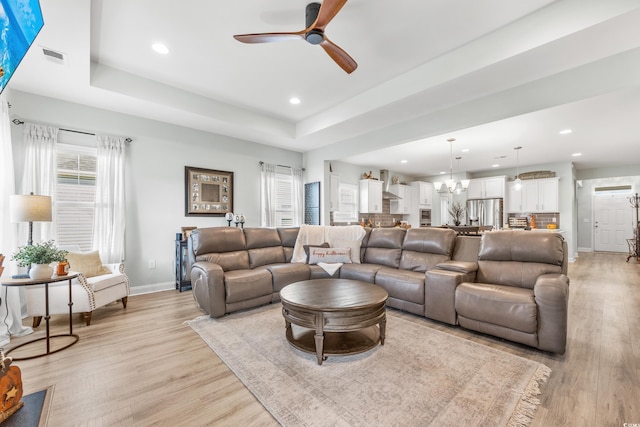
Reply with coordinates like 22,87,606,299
434,138,469,194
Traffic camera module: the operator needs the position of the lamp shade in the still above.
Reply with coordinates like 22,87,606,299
10,194,52,223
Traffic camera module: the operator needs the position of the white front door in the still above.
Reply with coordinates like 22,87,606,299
594,193,633,252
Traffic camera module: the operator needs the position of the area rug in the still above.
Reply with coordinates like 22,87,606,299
188,304,550,427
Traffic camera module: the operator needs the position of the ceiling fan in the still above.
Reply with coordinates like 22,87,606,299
233,0,357,74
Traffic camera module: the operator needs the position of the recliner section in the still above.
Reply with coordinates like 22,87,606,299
189,226,570,354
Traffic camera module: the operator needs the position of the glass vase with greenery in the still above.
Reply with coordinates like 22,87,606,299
11,240,68,267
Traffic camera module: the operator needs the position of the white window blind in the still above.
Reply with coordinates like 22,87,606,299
56,143,97,251
333,183,358,222
275,166,294,227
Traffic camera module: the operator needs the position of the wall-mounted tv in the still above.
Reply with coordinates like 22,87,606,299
0,0,44,94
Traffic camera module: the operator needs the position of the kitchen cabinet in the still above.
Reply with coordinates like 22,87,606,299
467,176,505,199
508,183,523,213
507,178,559,213
359,179,383,213
329,174,339,212
389,184,412,214
409,181,432,207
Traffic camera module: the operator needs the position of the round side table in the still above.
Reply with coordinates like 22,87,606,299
1,273,80,360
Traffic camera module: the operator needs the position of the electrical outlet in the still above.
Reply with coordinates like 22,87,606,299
148,259,156,269
552,217,557,223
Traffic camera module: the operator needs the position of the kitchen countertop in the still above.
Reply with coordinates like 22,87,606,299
503,228,564,234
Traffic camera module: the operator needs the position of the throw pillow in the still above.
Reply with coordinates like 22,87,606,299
303,242,330,263
308,247,352,265
66,251,111,278
330,238,362,264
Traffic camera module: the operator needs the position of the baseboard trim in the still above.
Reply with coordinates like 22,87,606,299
578,247,593,253
130,281,175,296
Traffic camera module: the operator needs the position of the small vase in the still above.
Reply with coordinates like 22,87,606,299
29,263,53,280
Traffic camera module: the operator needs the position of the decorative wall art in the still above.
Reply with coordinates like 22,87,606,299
185,166,234,216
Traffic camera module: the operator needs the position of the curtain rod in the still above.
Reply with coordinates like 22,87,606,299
259,161,305,171
11,118,133,143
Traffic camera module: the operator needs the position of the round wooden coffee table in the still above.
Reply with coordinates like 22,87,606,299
279,278,388,365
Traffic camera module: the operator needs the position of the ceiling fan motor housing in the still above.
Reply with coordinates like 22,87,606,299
305,3,323,44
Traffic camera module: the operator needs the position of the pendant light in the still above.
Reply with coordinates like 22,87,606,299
434,138,469,194
514,146,522,191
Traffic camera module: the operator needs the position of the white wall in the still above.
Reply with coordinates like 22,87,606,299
8,90,303,291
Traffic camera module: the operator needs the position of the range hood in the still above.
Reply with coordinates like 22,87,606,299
379,170,401,200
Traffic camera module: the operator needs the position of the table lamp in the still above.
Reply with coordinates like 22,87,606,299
10,193,52,246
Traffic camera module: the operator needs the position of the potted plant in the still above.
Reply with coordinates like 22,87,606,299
448,201,466,226
11,240,68,280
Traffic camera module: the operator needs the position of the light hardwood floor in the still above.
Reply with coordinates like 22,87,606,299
6,252,640,426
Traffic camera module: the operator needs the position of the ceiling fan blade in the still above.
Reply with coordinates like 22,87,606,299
319,38,357,74
314,0,348,31
234,31,305,44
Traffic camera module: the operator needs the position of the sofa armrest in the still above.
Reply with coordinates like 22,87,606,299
424,269,476,325
534,273,570,354
435,260,478,275
191,261,226,318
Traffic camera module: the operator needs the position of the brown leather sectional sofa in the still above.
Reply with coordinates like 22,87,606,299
189,226,569,354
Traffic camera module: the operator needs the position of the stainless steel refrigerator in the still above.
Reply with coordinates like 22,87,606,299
466,198,503,229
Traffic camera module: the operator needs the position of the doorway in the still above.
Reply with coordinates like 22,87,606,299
593,193,633,252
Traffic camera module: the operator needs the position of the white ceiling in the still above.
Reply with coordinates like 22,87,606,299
8,0,640,177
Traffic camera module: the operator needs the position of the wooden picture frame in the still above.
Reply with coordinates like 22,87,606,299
185,166,233,216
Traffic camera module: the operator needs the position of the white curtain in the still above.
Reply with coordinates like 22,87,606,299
20,122,58,243
0,96,34,344
93,135,126,263
292,167,304,226
261,162,277,227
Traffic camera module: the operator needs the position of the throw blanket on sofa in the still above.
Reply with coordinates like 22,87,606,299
291,224,365,264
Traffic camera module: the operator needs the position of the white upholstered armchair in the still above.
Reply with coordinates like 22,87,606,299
23,250,130,327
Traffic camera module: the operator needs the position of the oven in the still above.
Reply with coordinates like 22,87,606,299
419,209,432,227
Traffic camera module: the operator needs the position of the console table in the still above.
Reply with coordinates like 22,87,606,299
1,274,79,361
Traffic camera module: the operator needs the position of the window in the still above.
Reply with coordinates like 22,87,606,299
261,163,303,227
56,144,97,251
274,166,294,226
333,183,358,223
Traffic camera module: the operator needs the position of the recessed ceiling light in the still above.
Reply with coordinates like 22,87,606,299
439,171,446,175
461,149,470,153
152,43,169,54
289,97,301,105
572,153,582,157
492,164,500,168
559,129,573,135
400,160,408,164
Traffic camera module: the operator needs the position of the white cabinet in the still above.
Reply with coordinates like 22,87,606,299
537,178,559,212
507,178,559,213
329,174,339,212
359,179,383,213
508,182,523,213
409,181,433,207
467,176,505,199
389,184,412,214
